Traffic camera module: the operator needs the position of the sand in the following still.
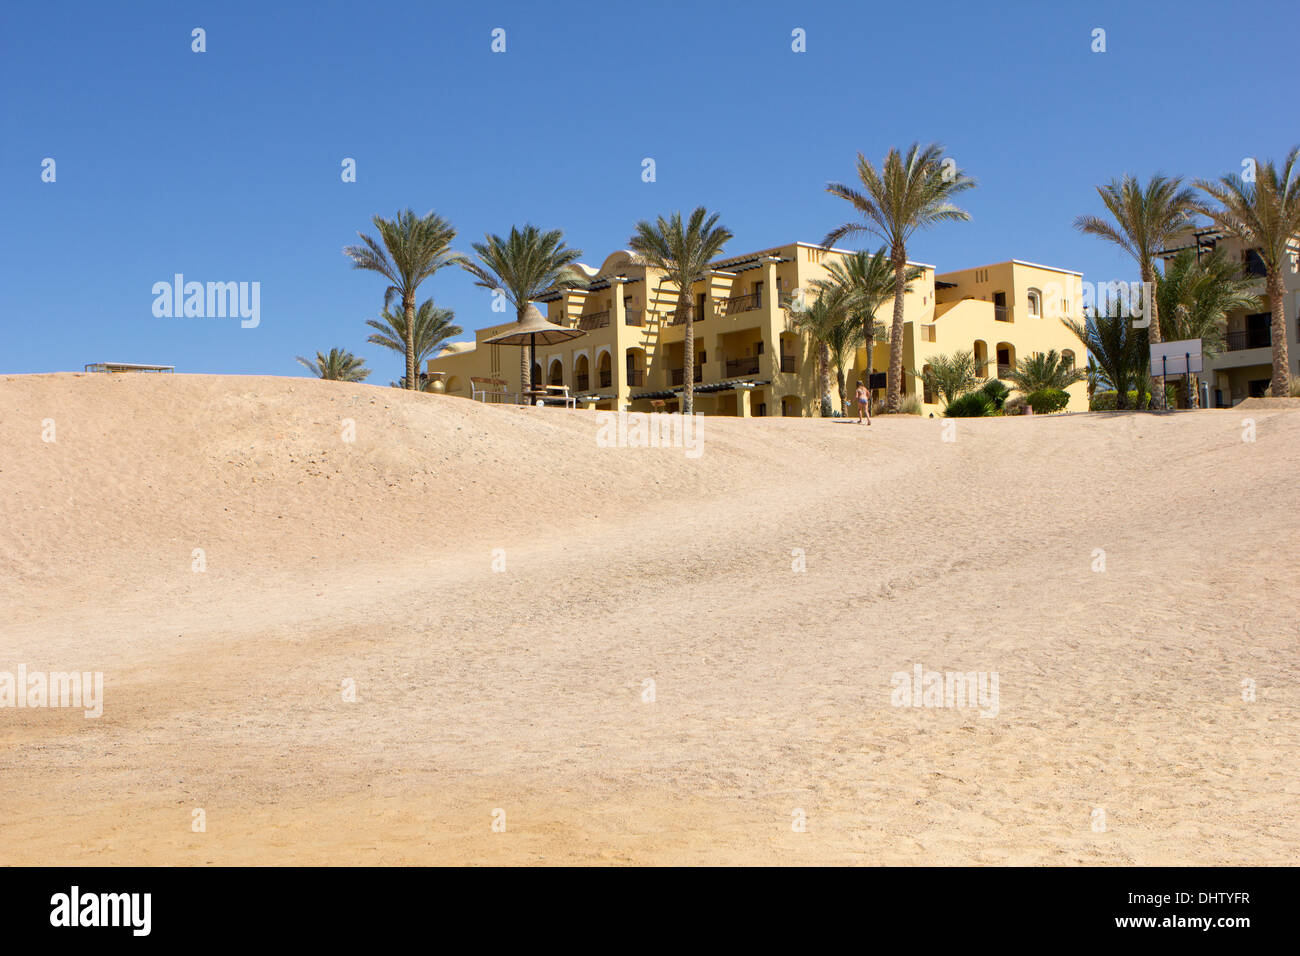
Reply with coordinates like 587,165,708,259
1,372,1296,865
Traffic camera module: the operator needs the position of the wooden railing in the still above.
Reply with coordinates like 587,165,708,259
726,356,761,377
578,310,610,330
719,292,761,315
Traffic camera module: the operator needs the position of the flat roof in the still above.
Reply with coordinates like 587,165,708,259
795,241,934,270
939,259,1083,277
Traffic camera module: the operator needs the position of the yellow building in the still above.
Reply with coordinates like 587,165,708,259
428,242,1088,417
1159,227,1300,407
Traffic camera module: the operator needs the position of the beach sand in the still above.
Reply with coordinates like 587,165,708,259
1,373,1296,865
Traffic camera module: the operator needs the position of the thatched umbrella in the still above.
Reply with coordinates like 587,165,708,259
483,305,586,399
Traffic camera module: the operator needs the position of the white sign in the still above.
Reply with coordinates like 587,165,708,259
1150,338,1203,376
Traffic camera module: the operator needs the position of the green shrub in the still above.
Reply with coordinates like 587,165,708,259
980,379,1010,410
1091,385,1178,410
944,391,994,417
1025,388,1070,414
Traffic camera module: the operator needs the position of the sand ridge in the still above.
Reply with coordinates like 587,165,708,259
1,373,1297,864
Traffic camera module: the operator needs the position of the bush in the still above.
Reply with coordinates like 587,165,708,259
1025,388,1070,414
869,394,924,416
1004,394,1027,415
944,391,994,417
1290,379,1300,398
980,379,1010,410
1091,385,1178,411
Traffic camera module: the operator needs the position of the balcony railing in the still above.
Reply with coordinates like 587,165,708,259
598,370,611,388
780,354,796,373
668,367,703,386
577,310,610,330
575,374,589,391
996,363,1012,378
666,308,704,326
719,292,761,316
1226,328,1271,351
624,309,644,327
725,356,761,378
994,306,1011,322
626,369,644,386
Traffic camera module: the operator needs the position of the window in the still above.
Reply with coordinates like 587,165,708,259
1027,289,1042,317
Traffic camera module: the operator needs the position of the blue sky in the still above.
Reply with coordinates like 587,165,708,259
2,0,1294,379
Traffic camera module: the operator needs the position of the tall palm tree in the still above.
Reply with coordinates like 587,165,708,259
343,210,461,390
1004,350,1087,395
365,299,462,382
1063,304,1150,410
1073,174,1200,408
1195,148,1300,397
823,143,976,413
1157,247,1263,406
629,208,733,414
296,348,371,382
810,246,921,396
461,224,586,394
791,292,855,415
910,349,986,406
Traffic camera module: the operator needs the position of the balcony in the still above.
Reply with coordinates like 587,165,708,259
725,356,761,378
598,370,611,388
1226,328,1271,351
668,367,703,386
575,373,589,391
996,363,1012,378
666,308,704,326
577,310,610,330
994,306,1011,322
626,369,644,387
719,292,761,316
625,309,644,327
780,354,796,373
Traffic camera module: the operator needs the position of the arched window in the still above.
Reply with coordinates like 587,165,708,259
1027,288,1042,317
1062,349,1076,370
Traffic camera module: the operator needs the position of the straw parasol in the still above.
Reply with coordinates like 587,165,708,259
483,305,586,395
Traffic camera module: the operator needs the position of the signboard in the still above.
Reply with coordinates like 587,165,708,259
1149,338,1203,376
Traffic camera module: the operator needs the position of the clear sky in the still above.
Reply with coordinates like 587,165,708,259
2,0,1294,380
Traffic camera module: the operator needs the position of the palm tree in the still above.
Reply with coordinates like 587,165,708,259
1157,248,1263,406
343,210,461,390
296,348,371,382
1073,174,1200,408
1063,304,1150,410
1004,350,1087,395
791,292,856,415
823,143,976,413
1195,148,1300,397
461,224,586,395
910,349,986,407
629,208,733,414
810,246,921,397
1085,356,1101,404
365,299,462,381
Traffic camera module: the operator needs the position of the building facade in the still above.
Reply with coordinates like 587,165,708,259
1159,227,1300,407
428,242,1088,417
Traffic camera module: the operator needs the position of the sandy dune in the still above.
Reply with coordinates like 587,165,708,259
1,373,1297,865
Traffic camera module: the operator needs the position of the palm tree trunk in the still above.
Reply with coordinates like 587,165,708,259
404,296,417,390
1268,269,1292,397
887,248,907,413
517,304,530,398
682,291,695,416
1142,265,1164,409
820,343,833,416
